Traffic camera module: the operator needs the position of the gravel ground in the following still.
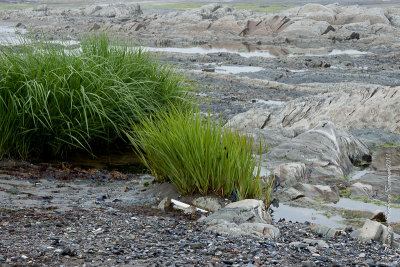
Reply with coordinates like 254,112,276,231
1,180,400,267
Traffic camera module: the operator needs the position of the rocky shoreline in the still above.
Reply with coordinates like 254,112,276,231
1,165,400,266
1,1,400,266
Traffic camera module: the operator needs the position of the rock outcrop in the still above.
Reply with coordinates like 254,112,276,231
229,86,400,144
264,122,370,179
199,199,279,239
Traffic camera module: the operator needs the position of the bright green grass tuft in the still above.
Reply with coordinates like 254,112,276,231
127,108,263,199
0,34,189,159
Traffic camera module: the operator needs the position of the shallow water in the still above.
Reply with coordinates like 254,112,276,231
143,46,276,58
254,99,285,105
325,198,400,222
328,49,371,56
272,203,345,228
349,169,375,180
143,46,372,58
0,25,27,45
215,65,264,74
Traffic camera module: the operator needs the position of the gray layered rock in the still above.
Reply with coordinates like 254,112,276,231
309,224,342,238
192,196,222,212
229,87,400,138
348,182,373,198
334,6,390,25
84,4,142,18
351,171,400,201
199,199,279,238
297,4,337,24
371,147,400,171
264,122,370,179
272,162,308,187
280,19,331,38
293,183,339,203
351,220,394,246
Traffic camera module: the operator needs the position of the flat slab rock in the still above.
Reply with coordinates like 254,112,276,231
198,199,279,239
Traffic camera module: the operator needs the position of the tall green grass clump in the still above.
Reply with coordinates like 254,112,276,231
0,35,189,158
127,108,263,200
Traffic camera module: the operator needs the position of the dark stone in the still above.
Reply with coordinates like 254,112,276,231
322,25,336,35
96,195,107,201
302,261,317,267
349,32,360,40
61,247,76,256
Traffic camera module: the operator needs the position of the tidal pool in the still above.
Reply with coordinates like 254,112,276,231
325,198,400,222
272,203,345,228
143,46,276,58
215,65,264,74
0,25,27,45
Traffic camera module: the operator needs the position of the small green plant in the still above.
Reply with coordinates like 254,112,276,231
380,142,400,148
0,34,189,158
340,189,352,198
352,196,369,202
314,197,323,203
263,175,275,208
126,108,263,199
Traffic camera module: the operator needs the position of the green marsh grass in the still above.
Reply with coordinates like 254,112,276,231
127,108,263,199
0,35,189,158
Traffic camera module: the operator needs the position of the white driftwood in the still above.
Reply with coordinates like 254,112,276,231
171,199,208,213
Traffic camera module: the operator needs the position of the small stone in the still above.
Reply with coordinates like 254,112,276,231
190,243,202,249
311,253,320,257
211,258,220,262
359,253,366,258
202,68,215,72
289,242,307,248
307,246,317,253
358,220,383,241
192,196,222,211
90,23,101,31
233,248,239,254
370,210,387,222
60,247,75,256
20,255,28,260
96,195,106,201
302,261,316,267
158,197,172,212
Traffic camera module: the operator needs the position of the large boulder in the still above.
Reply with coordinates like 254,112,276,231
351,171,400,201
351,220,394,246
199,199,279,238
348,182,373,198
389,15,400,27
297,4,337,24
334,6,390,25
280,19,332,38
265,122,370,178
84,4,142,18
293,183,339,203
371,147,400,171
